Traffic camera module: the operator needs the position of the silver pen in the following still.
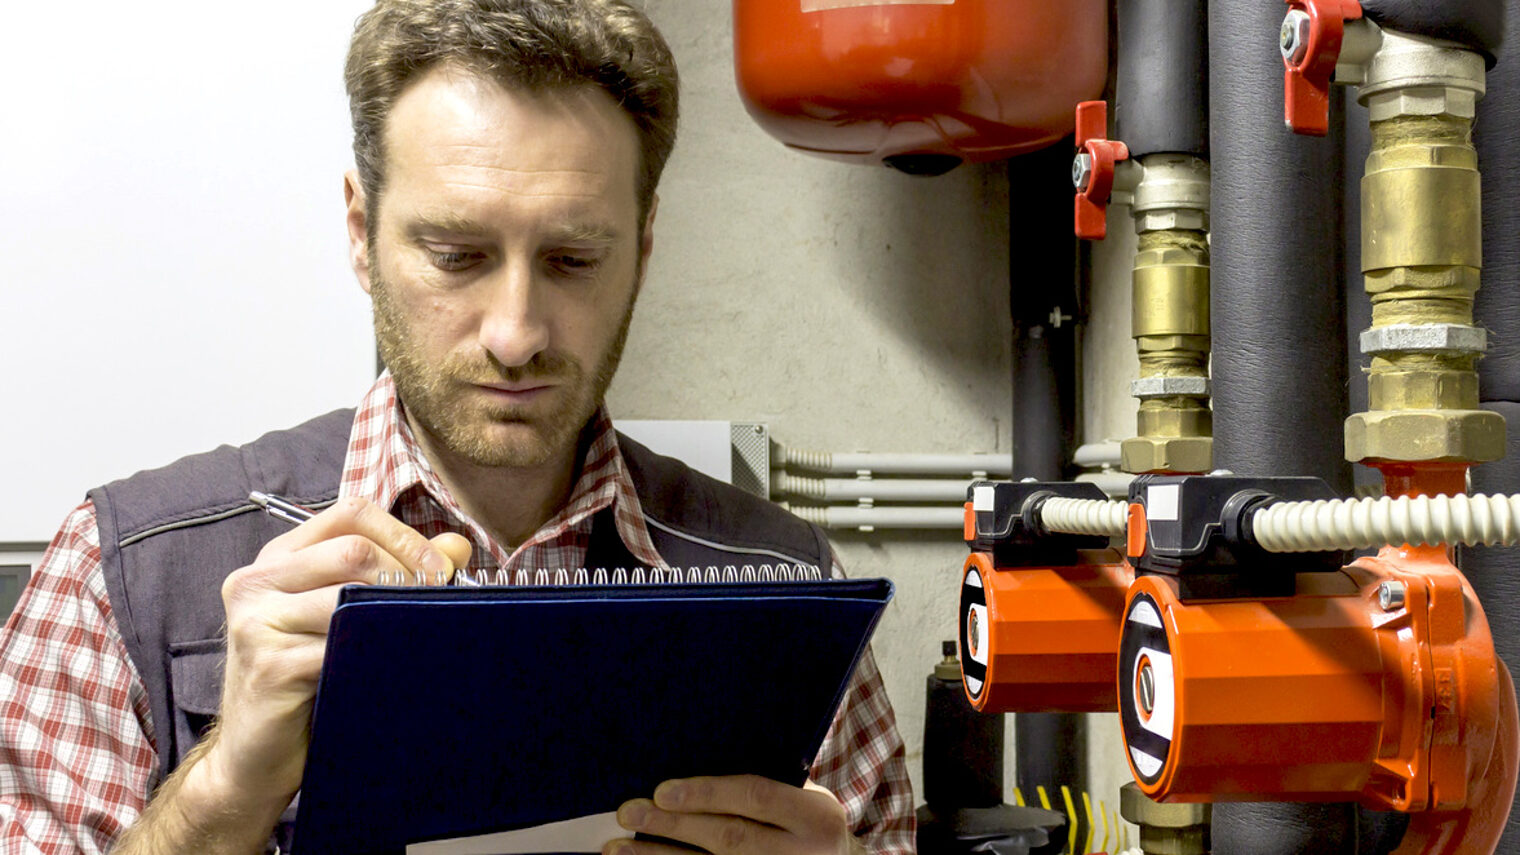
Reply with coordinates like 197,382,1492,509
249,490,448,586
248,490,316,526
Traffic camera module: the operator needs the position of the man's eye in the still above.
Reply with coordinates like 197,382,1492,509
548,253,602,275
426,248,483,271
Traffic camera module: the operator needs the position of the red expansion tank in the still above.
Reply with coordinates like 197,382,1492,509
733,0,1109,174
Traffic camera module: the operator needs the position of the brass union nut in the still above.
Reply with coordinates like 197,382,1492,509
1120,783,1210,827
1122,435,1214,474
1345,409,1506,463
1367,369,1478,410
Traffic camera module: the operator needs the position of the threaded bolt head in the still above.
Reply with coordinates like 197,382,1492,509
1072,152,1094,192
1378,580,1407,611
1281,9,1312,65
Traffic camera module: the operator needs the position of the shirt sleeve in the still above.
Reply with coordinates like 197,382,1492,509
1,501,158,854
811,555,916,854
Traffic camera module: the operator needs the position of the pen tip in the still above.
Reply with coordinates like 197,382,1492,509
248,490,271,508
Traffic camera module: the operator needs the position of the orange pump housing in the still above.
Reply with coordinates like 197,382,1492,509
733,0,1108,171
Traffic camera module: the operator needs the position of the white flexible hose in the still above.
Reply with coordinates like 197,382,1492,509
1252,492,1520,552
1040,497,1128,537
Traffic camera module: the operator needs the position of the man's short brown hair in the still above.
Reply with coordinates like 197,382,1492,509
345,0,679,222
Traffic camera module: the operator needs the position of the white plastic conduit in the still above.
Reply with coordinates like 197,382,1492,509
1040,497,1129,537
775,446,1014,477
1032,493,1520,552
785,505,965,530
1252,493,1520,552
773,474,974,503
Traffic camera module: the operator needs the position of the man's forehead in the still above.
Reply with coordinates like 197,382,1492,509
381,65,640,205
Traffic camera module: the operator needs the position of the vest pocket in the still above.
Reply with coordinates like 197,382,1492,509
167,638,226,761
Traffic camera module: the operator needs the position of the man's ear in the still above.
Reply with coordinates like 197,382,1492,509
344,170,373,294
636,193,659,288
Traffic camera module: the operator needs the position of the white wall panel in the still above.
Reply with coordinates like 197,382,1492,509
0,2,376,542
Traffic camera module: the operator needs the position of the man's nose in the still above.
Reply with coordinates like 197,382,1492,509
478,262,551,368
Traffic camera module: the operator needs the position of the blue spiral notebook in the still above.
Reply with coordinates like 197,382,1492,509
289,577,894,854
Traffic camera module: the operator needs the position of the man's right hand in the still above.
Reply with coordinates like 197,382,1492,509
116,497,471,854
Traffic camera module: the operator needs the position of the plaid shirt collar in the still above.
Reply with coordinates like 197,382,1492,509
338,372,663,572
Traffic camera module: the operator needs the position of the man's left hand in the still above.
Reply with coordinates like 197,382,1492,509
606,776,865,855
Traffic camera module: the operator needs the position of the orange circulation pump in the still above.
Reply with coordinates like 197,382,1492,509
958,481,1130,715
732,0,1108,174
1118,474,1518,851
960,472,1518,851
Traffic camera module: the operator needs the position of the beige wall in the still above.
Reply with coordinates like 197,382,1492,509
607,2,1015,802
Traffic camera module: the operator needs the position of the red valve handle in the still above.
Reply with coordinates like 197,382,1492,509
1073,100,1129,241
1283,0,1363,136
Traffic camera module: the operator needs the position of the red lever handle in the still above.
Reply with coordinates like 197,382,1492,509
1073,100,1129,241
1283,0,1363,136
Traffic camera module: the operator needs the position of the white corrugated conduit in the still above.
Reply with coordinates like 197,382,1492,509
1251,493,1520,552
770,442,1014,530
773,473,976,503
783,504,966,530
772,445,1015,478
1032,493,1520,552
1040,496,1130,537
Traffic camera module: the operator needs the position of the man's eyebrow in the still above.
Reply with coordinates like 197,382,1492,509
405,212,494,238
546,222,620,244
402,214,620,245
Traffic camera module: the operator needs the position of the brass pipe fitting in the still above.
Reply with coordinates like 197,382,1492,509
1345,32,1505,466
1119,783,1209,855
1122,213,1213,475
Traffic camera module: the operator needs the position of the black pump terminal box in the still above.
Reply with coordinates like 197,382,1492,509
1127,474,1348,600
966,480,1112,567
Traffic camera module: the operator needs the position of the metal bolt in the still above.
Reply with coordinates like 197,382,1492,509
1378,580,1407,611
1072,152,1094,192
1281,9,1312,65
1138,659,1156,715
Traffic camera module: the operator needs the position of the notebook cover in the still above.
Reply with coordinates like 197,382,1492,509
290,579,894,854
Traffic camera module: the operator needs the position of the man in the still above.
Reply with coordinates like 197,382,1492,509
0,1,914,853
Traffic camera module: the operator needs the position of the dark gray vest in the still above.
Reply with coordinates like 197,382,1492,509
88,408,832,792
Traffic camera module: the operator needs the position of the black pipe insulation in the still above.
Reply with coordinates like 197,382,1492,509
1211,804,1359,855
1342,90,1380,497
1115,0,1208,157
1208,0,1352,492
1358,0,1504,64
1010,140,1082,481
1209,0,1356,847
1007,140,1086,817
1466,0,1520,845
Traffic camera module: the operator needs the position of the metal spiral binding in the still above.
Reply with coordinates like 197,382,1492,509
445,562,825,587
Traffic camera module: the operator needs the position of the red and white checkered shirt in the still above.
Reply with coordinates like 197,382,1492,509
0,374,914,853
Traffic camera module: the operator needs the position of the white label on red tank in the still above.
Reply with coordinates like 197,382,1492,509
1147,484,1180,521
802,0,954,11
973,485,996,512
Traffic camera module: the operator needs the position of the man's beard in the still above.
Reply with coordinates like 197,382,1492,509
370,268,635,468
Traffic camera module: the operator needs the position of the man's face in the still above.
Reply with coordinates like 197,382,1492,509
347,66,653,468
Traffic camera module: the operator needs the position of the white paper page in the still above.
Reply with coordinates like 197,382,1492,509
406,812,625,854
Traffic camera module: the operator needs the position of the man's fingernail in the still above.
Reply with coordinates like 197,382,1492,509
620,804,648,828
422,549,449,574
655,782,684,807
613,845,636,855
